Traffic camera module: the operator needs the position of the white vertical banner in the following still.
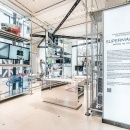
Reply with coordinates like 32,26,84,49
104,4,130,125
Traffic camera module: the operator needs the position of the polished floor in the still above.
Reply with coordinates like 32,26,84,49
0,88,127,130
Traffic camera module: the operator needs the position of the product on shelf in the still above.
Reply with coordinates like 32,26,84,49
1,23,20,36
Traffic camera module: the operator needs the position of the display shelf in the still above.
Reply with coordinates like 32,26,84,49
0,92,28,102
0,64,31,67
47,43,63,49
78,56,86,57
45,37,72,79
46,57,63,59
0,30,30,42
64,65,72,67
58,51,71,55
53,69,62,72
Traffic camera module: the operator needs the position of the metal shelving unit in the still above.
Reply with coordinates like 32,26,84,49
45,37,72,79
0,25,32,101
76,44,87,76
0,29,30,42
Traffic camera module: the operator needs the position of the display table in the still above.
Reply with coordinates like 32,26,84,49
41,78,85,109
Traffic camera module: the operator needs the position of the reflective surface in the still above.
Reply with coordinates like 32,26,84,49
41,79,83,109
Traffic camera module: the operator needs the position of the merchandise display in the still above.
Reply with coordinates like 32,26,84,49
9,45,30,61
45,38,72,78
0,11,31,101
1,23,20,36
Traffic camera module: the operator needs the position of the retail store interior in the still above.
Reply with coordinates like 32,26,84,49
0,0,130,130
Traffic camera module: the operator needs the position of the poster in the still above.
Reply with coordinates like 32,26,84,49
104,4,130,125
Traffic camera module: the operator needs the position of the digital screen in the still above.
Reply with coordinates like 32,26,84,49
64,57,71,64
9,45,22,60
0,42,9,59
75,66,83,71
9,45,29,60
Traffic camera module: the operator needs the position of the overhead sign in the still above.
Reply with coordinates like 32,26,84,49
103,4,130,126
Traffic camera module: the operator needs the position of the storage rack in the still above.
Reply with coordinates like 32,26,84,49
44,38,72,79
0,28,32,101
45,42,64,78
77,44,87,76
41,37,72,90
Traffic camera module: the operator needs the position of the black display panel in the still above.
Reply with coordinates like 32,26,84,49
56,59,63,63
75,65,83,71
0,42,9,59
64,57,71,64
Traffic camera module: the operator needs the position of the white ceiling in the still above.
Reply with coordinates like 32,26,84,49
0,0,106,38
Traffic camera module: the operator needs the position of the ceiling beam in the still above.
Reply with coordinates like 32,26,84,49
54,35,86,40
31,34,45,38
52,0,81,35
35,0,66,14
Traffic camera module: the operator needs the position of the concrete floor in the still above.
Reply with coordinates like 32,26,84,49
0,89,127,130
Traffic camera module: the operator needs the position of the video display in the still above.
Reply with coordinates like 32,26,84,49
0,42,9,59
9,45,22,60
9,45,29,60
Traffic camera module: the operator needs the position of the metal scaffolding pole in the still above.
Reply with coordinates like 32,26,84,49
30,15,33,95
84,0,90,116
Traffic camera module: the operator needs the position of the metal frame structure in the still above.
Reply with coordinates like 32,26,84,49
85,0,103,116
88,2,130,130
85,0,130,117
0,7,33,101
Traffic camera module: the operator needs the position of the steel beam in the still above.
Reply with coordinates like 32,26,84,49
52,0,81,35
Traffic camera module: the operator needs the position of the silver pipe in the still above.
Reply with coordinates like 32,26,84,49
96,23,99,100
90,0,93,104
85,0,89,115
76,41,78,76
63,38,64,78
0,64,31,67
30,15,33,95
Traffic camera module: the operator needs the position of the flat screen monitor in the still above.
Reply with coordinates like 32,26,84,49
75,65,83,71
64,57,71,64
56,59,63,63
9,45,23,60
9,45,30,60
0,42,9,59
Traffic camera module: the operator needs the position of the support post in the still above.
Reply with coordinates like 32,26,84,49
84,0,90,116
30,15,33,95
